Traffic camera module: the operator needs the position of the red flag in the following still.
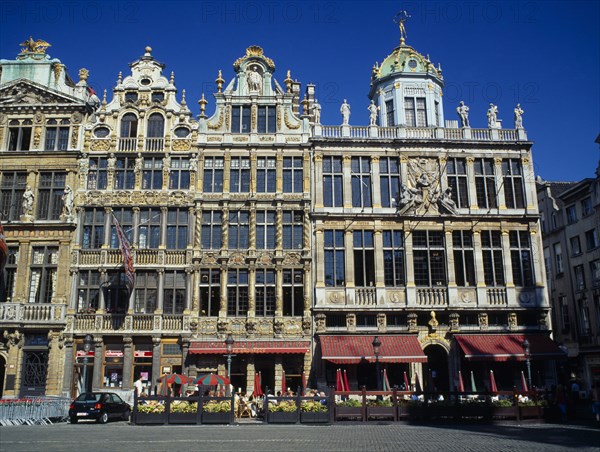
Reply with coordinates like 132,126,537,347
520,371,528,393
343,369,350,393
403,371,411,392
458,370,465,393
0,222,7,273
489,370,498,393
113,214,135,294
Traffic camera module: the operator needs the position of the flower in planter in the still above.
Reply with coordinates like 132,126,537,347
270,401,297,412
202,400,231,413
171,401,198,413
368,399,393,407
336,399,361,408
301,401,327,413
492,398,513,407
138,401,165,414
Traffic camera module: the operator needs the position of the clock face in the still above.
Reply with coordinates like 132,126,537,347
408,59,417,69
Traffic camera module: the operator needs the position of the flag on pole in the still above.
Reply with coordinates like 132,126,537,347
520,370,529,393
112,214,135,294
343,369,350,393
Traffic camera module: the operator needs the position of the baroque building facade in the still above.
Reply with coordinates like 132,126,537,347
0,29,564,399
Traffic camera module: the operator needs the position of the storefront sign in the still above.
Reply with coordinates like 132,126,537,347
105,350,124,358
134,350,153,358
76,350,95,357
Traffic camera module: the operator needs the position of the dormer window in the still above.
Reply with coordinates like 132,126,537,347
404,97,427,127
257,106,276,133
231,105,251,133
140,78,152,86
8,119,32,151
125,92,138,103
44,119,70,151
120,113,138,138
151,92,164,103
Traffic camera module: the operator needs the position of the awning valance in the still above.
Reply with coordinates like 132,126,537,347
188,340,310,355
319,335,427,364
455,334,566,362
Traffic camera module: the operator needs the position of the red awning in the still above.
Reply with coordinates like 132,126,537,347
188,340,310,355
319,335,427,364
455,334,567,362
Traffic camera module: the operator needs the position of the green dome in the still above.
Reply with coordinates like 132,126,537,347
371,42,443,84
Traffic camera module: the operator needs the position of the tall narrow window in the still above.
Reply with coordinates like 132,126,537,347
404,98,427,127
203,157,224,192
114,156,136,189
351,157,372,208
255,269,276,316
0,171,27,221
385,99,395,126
134,271,157,313
257,106,276,133
447,158,469,208
44,119,70,150
169,158,190,189
481,231,505,286
231,105,251,133
164,271,186,314
413,230,446,286
227,269,248,316
110,209,133,248
589,259,600,287
138,208,161,249
566,205,577,224
146,113,164,151
324,230,345,287
28,246,58,303
256,210,276,249
502,159,525,208
37,172,66,220
82,208,105,249
282,211,303,250
553,243,564,274
574,265,586,291
353,230,375,287
166,209,188,249
200,269,220,317
230,157,250,193
283,156,303,193
87,157,108,190
474,158,497,209
228,210,249,249
283,270,303,316
2,247,19,302
119,113,138,151
585,228,599,251
383,230,405,286
201,211,222,249
77,270,101,311
7,119,32,150
323,156,343,207
379,157,400,208
581,197,593,216
256,157,276,193
509,231,534,286
142,157,163,189
559,296,570,332
453,231,475,286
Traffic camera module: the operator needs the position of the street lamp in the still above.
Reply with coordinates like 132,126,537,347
523,338,532,390
224,334,235,380
372,336,381,390
81,334,93,394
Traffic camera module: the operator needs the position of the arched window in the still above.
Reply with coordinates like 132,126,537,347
120,113,138,138
147,113,164,138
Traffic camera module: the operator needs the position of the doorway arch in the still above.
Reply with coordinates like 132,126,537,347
423,344,449,392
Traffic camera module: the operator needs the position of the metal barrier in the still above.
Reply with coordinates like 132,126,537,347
0,396,71,426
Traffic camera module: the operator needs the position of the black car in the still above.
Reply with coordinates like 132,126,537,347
69,392,131,424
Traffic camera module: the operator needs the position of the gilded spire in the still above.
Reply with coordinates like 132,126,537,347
393,11,410,45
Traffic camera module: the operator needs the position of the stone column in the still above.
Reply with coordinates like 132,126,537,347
275,266,283,317
194,206,202,248
103,207,113,247
445,228,456,286
314,228,325,287
404,228,415,306
501,230,514,287
274,357,283,393
132,207,141,246
188,206,196,248
344,229,355,287
276,152,284,193
371,156,381,208
246,358,256,396
250,152,257,195
62,338,75,397
473,230,487,305
221,206,229,254
342,155,352,208
98,269,107,311
184,267,192,312
302,152,310,194
303,261,312,317
122,336,133,391
466,157,477,210
69,270,79,311
45,331,64,396
92,336,104,391
374,228,385,287
181,338,190,375
522,156,537,211
160,206,168,249
495,158,506,210
249,205,257,251
314,154,324,208
248,265,256,317
155,268,165,313
223,154,231,193
151,336,162,394
219,265,228,316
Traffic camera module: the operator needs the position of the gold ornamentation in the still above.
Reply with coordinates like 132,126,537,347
284,109,300,129
90,139,111,151
78,68,89,81
233,45,275,71
171,139,191,151
251,104,257,130
52,63,62,83
207,109,223,130
71,125,79,148
277,106,282,130
19,37,51,55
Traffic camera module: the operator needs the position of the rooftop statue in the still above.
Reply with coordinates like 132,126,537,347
487,103,499,129
368,100,378,126
340,99,351,125
457,101,470,128
514,103,524,129
20,37,51,54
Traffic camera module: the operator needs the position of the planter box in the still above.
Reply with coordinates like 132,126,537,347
459,404,491,420
427,405,457,421
134,413,166,425
519,406,543,420
492,406,517,419
267,411,298,423
300,411,330,424
367,406,395,420
407,405,427,421
168,412,199,424
335,406,363,421
202,412,231,424
397,406,410,419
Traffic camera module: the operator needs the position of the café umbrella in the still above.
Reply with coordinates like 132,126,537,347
343,369,350,393
457,370,465,393
403,371,411,392
489,370,498,393
194,373,231,386
159,373,191,395
253,371,263,397
520,371,529,393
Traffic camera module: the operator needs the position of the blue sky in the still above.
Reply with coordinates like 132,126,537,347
1,0,598,181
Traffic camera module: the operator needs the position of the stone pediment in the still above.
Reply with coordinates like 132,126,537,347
0,79,86,108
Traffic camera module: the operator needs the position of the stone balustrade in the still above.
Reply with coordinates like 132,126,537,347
0,303,66,324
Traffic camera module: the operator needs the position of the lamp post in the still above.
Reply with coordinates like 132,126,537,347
224,333,235,381
372,336,381,390
523,338,532,390
81,334,92,394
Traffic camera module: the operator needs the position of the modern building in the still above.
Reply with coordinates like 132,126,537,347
1,25,566,399
537,138,600,392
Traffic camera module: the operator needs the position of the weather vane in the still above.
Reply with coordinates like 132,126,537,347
393,11,411,44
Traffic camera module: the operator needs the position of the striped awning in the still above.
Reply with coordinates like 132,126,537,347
319,335,427,364
455,334,567,362
188,340,310,355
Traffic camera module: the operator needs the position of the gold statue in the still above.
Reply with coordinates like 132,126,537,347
393,11,411,44
20,37,51,54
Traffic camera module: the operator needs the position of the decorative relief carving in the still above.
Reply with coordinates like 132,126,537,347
171,139,191,151
207,109,223,130
71,125,79,148
284,109,300,129
90,139,111,151
256,252,273,266
329,292,344,304
282,252,300,265
82,190,193,206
